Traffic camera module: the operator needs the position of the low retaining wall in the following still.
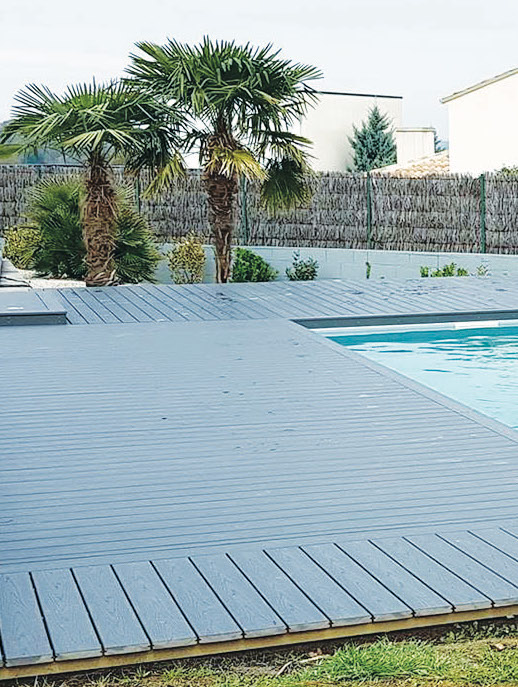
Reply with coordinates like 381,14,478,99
155,246,518,283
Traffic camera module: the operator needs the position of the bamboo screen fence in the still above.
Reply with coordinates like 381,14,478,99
1,164,518,254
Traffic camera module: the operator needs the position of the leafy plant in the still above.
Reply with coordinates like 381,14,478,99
420,262,469,278
231,248,277,282
477,264,490,276
168,233,206,284
285,251,318,281
496,166,518,178
5,177,160,282
113,208,162,283
3,225,42,269
128,38,321,282
366,261,372,279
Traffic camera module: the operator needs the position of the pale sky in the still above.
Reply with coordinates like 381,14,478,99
2,0,518,139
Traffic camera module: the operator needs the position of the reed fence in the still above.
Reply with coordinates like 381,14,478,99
1,164,518,254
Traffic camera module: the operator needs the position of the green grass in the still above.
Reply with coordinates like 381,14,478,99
12,623,518,687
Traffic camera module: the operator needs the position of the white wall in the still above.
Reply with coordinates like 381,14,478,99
446,72,518,174
396,128,435,164
297,92,403,171
156,245,513,283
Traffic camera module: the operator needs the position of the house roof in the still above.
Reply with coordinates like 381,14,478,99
318,90,402,100
441,67,518,103
371,150,450,177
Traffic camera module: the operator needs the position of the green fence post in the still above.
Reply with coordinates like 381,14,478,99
366,171,372,250
479,172,486,254
135,176,141,214
240,176,249,245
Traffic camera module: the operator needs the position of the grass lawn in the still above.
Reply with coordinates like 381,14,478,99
11,621,518,687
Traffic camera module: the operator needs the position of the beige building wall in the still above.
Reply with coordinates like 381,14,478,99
444,70,518,174
395,128,435,164
298,91,403,171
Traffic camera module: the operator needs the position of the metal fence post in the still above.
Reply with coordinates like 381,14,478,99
479,173,486,254
240,176,249,245
134,176,141,214
366,172,372,249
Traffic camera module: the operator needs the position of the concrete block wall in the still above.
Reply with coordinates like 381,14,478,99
155,245,518,284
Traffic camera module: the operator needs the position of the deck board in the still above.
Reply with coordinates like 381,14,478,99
405,534,518,606
31,569,102,660
191,554,286,638
153,558,242,643
72,565,150,655
113,561,197,649
371,536,490,612
302,543,412,621
0,572,54,666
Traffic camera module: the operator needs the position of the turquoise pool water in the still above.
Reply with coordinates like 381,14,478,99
330,325,518,430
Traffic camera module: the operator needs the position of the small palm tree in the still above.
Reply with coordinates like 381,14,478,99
0,81,184,286
128,38,322,282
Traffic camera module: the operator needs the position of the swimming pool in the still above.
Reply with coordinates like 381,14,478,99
329,324,518,430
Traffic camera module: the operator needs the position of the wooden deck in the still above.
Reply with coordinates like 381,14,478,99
3,279,518,677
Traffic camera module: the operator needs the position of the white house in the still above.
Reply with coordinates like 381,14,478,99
442,67,518,174
297,90,403,171
395,127,435,165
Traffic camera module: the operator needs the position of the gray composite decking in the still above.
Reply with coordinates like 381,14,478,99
0,289,66,326
4,280,518,676
36,276,518,326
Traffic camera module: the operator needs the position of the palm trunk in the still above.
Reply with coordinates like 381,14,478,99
204,171,238,283
83,158,118,287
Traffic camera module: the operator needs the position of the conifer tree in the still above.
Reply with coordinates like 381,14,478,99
348,106,396,171
434,130,445,153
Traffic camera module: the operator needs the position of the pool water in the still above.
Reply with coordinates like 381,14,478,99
330,325,518,430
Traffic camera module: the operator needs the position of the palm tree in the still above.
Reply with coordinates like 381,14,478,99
128,38,322,283
0,81,184,286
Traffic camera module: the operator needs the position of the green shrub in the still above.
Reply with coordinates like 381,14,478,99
420,263,469,278
285,250,319,281
113,208,162,283
168,233,206,284
3,225,42,269
231,248,277,282
6,177,160,283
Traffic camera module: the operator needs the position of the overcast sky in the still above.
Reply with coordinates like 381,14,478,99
2,0,518,138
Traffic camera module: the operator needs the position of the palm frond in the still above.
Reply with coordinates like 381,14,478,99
204,146,265,181
1,80,186,174
142,153,187,198
260,157,313,213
